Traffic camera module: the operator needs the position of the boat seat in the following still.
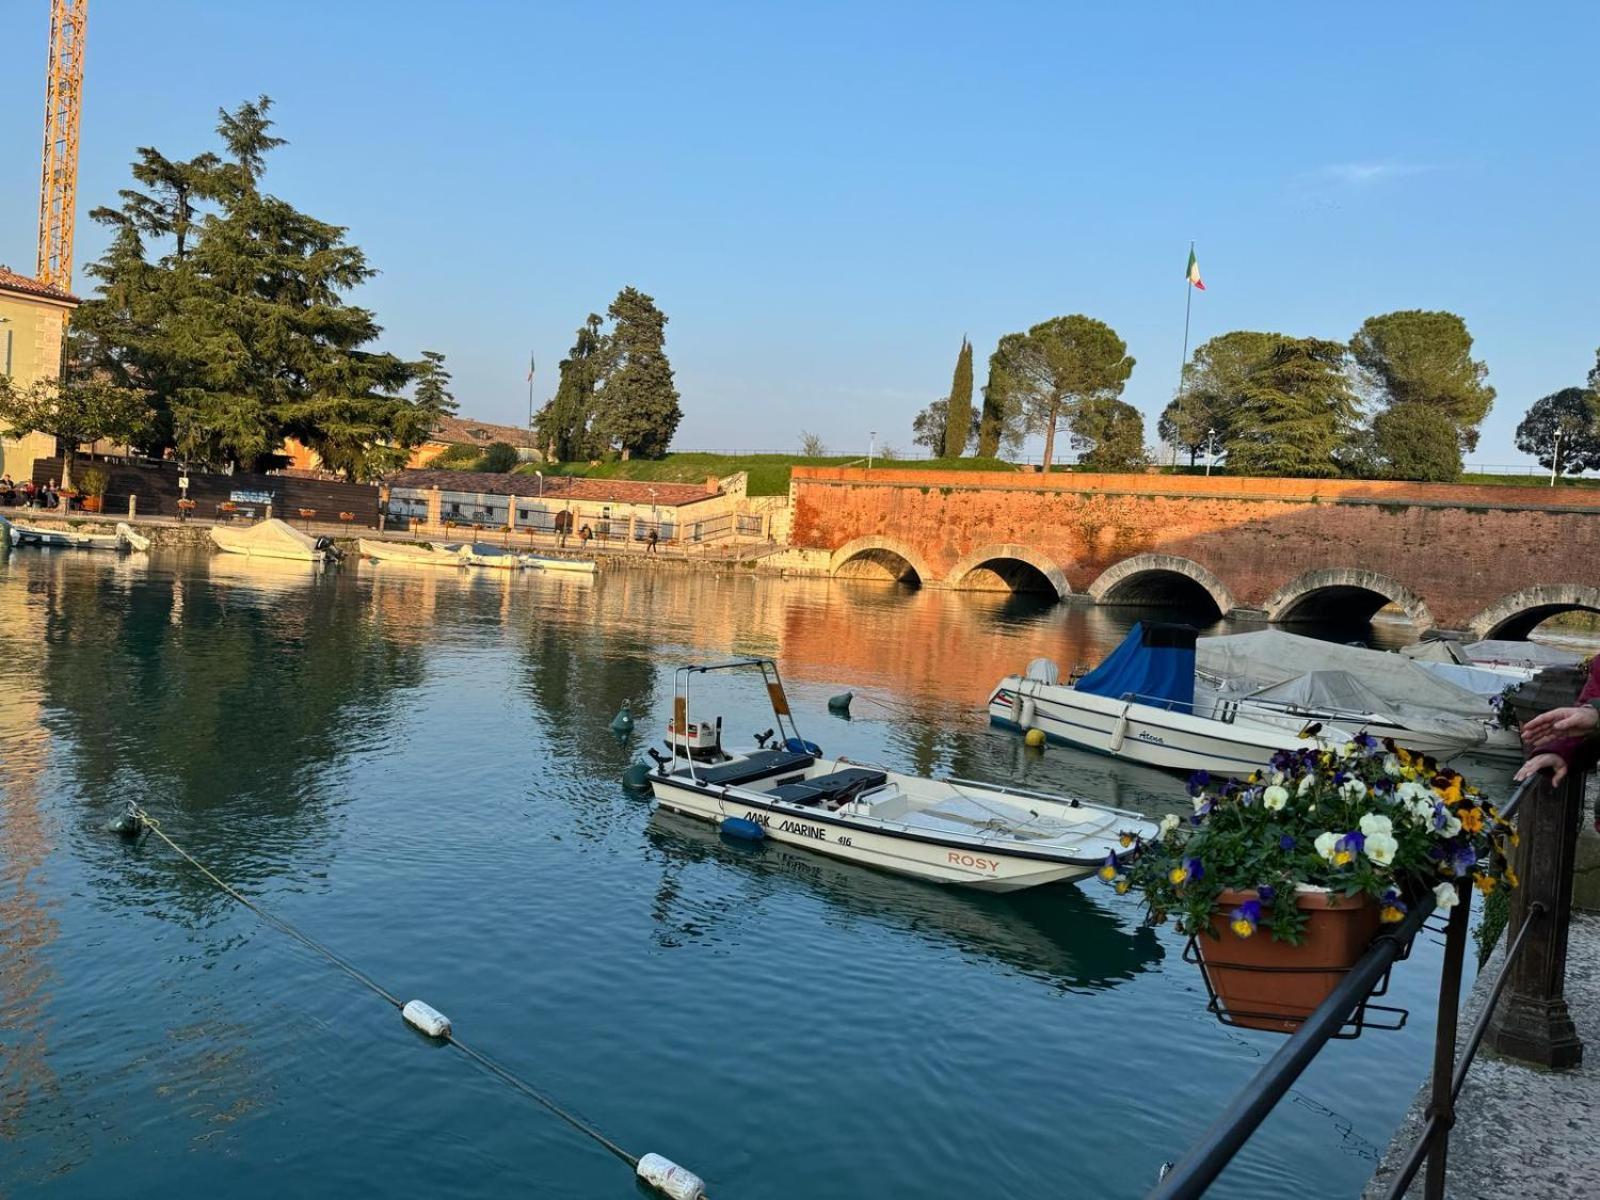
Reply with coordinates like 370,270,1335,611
765,767,889,808
680,748,815,787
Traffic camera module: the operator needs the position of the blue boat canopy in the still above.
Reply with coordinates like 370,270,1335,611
1074,622,1197,710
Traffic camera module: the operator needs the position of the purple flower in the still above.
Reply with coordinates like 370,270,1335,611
1355,732,1379,751
1184,857,1205,883
1451,843,1477,876
1186,770,1211,797
1279,834,1297,851
1340,830,1366,853
1258,884,1278,904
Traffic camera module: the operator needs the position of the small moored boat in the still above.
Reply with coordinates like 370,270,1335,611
460,542,523,569
520,552,597,574
646,658,1156,892
357,538,469,568
210,518,335,562
1,513,150,552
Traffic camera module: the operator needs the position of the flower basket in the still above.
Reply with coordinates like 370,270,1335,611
1193,887,1381,1033
82,495,104,514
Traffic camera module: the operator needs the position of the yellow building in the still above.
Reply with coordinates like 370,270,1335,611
0,266,78,483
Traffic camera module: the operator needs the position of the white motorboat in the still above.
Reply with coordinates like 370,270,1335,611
357,537,469,568
988,623,1353,777
461,542,524,570
520,551,597,574
645,658,1156,892
210,517,335,562
1,513,149,552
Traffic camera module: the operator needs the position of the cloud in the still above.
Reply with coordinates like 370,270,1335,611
1300,161,1435,188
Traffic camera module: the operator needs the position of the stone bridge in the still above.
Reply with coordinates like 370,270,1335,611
788,467,1600,638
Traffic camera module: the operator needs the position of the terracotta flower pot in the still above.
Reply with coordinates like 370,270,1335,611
82,495,103,513
1196,887,1381,1033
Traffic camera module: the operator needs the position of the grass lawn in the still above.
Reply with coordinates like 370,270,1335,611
512,453,1016,496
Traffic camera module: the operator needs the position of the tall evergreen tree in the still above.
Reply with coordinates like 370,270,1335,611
976,356,1016,458
1226,337,1358,477
943,337,974,457
1350,310,1495,451
71,97,440,480
1160,330,1281,465
536,315,606,461
591,287,681,459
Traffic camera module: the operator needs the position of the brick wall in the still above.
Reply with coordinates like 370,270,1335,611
789,467,1600,632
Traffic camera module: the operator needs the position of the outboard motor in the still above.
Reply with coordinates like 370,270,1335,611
316,536,343,562
667,714,726,762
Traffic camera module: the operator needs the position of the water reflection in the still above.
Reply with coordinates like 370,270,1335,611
645,810,1163,992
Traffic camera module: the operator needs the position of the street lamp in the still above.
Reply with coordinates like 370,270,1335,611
1551,430,1563,488
1204,427,1217,477
536,469,544,498
868,431,877,471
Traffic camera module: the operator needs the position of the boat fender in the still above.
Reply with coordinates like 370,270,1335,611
105,806,145,840
827,691,854,715
1108,705,1131,753
636,1153,706,1200
621,762,653,792
1024,728,1046,749
610,701,635,736
1018,696,1037,730
401,999,452,1039
784,737,823,756
720,816,766,841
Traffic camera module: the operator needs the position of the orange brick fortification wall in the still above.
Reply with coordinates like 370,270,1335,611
788,467,1600,635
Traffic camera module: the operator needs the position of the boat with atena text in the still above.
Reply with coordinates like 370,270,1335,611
1,513,150,552
645,658,1156,892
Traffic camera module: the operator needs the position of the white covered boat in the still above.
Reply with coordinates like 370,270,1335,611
210,518,334,562
988,623,1352,776
461,542,524,570
647,659,1156,892
520,551,597,574
357,537,469,568
1,513,149,552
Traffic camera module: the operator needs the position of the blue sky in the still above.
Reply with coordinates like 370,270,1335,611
2,1,1595,463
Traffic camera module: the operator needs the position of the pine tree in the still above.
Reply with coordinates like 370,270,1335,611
536,315,605,462
591,287,681,459
1226,338,1358,477
987,315,1135,470
943,337,974,458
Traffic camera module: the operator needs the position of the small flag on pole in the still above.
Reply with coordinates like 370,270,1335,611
1185,246,1205,291
526,352,536,381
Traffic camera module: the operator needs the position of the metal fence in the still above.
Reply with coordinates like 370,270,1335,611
1149,769,1584,1200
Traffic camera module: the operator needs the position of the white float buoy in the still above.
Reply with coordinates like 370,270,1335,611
636,1153,706,1200
401,999,452,1039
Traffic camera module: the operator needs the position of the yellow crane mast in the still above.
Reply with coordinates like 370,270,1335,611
37,0,88,293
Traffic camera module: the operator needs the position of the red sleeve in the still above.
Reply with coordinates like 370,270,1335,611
1530,656,1600,768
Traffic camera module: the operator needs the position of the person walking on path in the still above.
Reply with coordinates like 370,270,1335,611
646,527,659,554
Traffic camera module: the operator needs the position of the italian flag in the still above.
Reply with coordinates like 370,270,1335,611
1186,246,1205,290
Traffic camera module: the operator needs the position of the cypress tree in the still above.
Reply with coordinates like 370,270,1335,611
943,337,974,458
591,287,681,459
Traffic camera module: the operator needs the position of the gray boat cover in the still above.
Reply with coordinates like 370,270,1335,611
1199,629,1492,726
1462,640,1583,669
1399,640,1472,664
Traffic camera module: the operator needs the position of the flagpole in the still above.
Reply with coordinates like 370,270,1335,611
527,352,535,432
1177,240,1195,400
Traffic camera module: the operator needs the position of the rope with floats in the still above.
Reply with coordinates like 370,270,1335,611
117,802,709,1200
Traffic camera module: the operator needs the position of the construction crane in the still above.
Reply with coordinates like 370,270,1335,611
37,0,88,293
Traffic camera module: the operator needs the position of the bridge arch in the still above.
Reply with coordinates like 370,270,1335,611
1264,568,1434,632
946,544,1070,600
1088,554,1235,618
829,535,932,586
1467,585,1600,640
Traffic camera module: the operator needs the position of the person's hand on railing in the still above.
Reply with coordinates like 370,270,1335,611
1519,704,1598,750
1515,752,1571,785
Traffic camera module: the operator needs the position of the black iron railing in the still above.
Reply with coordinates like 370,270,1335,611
1150,768,1584,1200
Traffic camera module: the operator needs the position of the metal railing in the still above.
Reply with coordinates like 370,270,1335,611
1150,769,1584,1200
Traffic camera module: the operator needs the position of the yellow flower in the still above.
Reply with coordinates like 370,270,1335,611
1380,904,1406,923
1510,829,1521,847
1230,918,1255,939
1119,832,1136,849
1169,865,1189,886
1504,865,1519,889
1474,873,1496,895
1459,807,1485,834
1333,849,1354,867
1098,864,1117,881
1114,877,1131,895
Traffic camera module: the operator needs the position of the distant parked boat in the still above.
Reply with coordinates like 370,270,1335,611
210,518,333,562
520,552,597,574
1,513,150,552
460,542,524,569
357,538,469,568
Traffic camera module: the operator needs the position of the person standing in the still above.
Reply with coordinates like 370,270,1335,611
646,527,659,554
1516,655,1600,833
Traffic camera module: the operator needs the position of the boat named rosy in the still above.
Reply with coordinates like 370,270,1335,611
646,658,1156,892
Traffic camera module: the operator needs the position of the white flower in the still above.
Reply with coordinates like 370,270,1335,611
1298,775,1317,797
1308,803,1318,813
1365,831,1399,866
1383,754,1404,778
1359,813,1393,838
1340,778,1368,801
1262,785,1289,812
1436,811,1462,838
1269,770,1285,786
1434,882,1459,909
1397,781,1429,803
1159,813,1180,835
1192,795,1210,813
1407,797,1435,822
1314,831,1341,862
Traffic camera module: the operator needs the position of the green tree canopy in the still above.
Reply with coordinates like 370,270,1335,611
1162,330,1282,464
1515,388,1600,474
591,286,681,459
911,396,979,455
977,354,1018,458
1226,337,1358,478
943,337,974,457
0,371,154,489
1371,402,1463,481
478,441,520,473
71,97,442,480
1070,397,1147,472
1350,310,1495,452
536,314,606,462
987,315,1135,470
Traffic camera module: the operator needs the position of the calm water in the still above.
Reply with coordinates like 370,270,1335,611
0,551,1513,1199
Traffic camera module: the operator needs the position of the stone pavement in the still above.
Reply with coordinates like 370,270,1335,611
1364,904,1600,1199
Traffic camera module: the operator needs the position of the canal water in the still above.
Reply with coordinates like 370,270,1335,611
0,551,1516,1199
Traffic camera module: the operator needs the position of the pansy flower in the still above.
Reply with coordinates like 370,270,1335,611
1379,888,1408,923
1229,898,1261,939
1257,884,1277,904
1099,851,1120,882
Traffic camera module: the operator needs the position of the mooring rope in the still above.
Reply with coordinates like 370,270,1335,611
127,804,684,1184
